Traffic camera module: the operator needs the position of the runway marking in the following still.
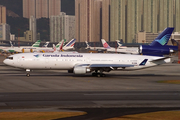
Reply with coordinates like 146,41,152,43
69,76,92,83
0,103,7,106
84,93,180,96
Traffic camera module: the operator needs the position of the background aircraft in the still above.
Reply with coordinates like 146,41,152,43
85,41,106,51
102,27,177,56
0,40,41,54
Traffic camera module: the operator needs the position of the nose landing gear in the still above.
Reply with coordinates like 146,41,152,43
26,69,31,77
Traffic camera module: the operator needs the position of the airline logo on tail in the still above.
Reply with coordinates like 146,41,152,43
56,39,66,48
43,42,49,47
155,34,171,46
32,40,41,47
150,27,174,46
101,39,111,49
65,39,76,47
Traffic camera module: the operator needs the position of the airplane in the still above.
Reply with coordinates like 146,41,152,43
0,40,41,53
4,52,171,77
101,39,138,54
85,41,107,51
34,39,76,53
36,39,75,53
101,27,178,56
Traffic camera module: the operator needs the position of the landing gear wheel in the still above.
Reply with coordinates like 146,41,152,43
92,72,97,76
97,73,101,77
26,73,30,77
100,73,106,77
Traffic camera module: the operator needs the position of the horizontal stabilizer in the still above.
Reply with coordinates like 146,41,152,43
149,57,171,62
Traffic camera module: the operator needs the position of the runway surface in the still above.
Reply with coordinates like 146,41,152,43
0,55,180,119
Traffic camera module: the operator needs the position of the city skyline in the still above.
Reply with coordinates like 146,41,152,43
0,0,180,43
23,0,61,19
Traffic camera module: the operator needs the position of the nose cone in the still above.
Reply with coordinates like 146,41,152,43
3,59,9,66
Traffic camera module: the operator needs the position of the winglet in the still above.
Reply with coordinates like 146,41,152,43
150,27,174,46
139,59,148,66
101,39,111,49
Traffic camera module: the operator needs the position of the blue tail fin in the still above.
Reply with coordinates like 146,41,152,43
149,27,174,46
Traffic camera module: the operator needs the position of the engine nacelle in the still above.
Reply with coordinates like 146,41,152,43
139,45,177,56
22,48,33,53
73,66,90,74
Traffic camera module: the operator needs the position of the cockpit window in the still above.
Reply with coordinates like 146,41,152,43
6,57,13,60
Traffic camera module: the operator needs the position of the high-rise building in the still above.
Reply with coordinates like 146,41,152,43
23,0,61,19
36,0,49,18
0,23,10,40
49,0,61,17
50,12,75,42
29,16,37,42
0,5,6,24
23,0,36,18
110,0,180,43
75,0,103,42
102,0,110,41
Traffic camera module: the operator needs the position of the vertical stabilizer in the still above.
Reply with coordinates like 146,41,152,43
101,39,111,49
32,40,41,47
64,39,76,48
43,42,49,47
150,27,174,46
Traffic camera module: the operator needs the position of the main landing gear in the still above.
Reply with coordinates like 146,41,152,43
92,70,106,77
26,69,31,77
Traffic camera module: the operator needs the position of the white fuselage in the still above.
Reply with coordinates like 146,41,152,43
3,53,170,72
106,47,139,54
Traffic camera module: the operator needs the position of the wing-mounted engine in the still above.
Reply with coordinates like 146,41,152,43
22,48,34,53
73,65,91,74
139,45,177,56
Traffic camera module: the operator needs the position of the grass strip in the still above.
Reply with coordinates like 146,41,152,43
0,112,86,120
158,80,180,84
105,111,180,120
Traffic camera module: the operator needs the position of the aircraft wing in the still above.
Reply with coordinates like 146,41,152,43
89,64,134,68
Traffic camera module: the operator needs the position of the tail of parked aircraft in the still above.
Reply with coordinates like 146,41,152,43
42,42,49,47
150,27,174,46
64,39,76,48
116,40,122,47
101,39,111,49
31,40,41,47
63,39,66,47
10,41,13,47
115,40,127,49
56,39,65,48
171,39,179,46
85,41,91,48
